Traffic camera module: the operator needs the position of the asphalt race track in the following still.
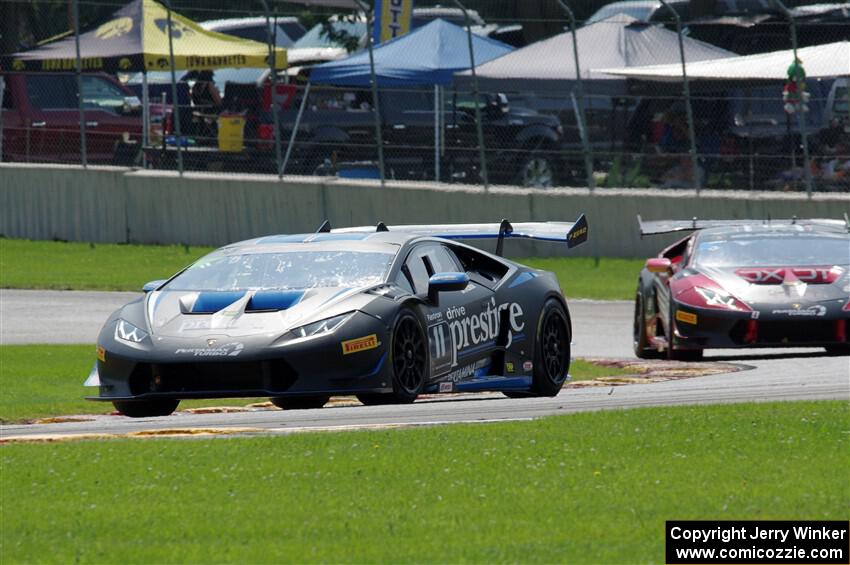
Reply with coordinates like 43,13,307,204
1,289,848,440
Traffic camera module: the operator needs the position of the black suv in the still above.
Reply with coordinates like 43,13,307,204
274,87,565,187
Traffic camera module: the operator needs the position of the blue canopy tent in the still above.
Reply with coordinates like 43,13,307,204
309,18,513,87
308,19,513,181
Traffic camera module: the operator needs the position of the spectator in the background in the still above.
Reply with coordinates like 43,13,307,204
191,70,222,112
190,70,222,141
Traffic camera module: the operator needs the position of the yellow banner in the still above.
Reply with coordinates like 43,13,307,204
376,0,414,44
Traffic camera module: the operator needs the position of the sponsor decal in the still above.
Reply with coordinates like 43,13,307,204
523,361,533,372
772,305,827,317
506,362,515,373
751,311,760,320
96,346,106,362
676,310,698,325
96,17,133,39
428,299,526,376
438,382,453,393
118,57,132,70
568,225,588,242
426,311,443,322
179,320,212,331
175,342,244,357
445,359,490,383
342,334,380,355
448,298,525,353
429,322,454,375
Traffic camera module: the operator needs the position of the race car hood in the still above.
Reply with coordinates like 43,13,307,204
692,264,850,306
143,286,377,339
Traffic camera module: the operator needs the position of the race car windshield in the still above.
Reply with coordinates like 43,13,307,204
164,251,395,291
695,236,850,267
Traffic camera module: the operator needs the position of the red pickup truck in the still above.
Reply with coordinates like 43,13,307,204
1,72,153,165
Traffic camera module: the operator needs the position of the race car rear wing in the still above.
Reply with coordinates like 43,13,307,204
637,214,850,237
334,215,589,256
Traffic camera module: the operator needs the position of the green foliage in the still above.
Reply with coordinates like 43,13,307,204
2,401,847,562
603,156,651,188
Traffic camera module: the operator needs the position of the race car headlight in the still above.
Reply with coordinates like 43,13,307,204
115,319,148,343
289,312,354,339
695,287,738,309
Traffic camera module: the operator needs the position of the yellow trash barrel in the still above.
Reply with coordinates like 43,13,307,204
218,114,245,152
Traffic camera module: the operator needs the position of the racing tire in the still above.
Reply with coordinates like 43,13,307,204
667,308,704,362
112,399,179,418
633,291,662,359
359,307,428,405
270,396,330,410
517,153,556,189
824,344,850,355
529,299,571,397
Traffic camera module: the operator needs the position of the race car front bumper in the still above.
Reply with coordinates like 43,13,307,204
671,301,850,350
87,315,393,401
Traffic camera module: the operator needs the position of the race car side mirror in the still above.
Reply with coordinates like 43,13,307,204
142,279,167,293
427,272,469,304
646,258,672,274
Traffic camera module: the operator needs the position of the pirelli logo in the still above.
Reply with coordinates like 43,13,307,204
676,310,698,325
341,334,380,355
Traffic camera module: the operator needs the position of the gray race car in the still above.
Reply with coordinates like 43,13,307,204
86,217,588,417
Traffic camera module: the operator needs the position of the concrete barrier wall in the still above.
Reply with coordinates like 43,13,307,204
2,164,849,258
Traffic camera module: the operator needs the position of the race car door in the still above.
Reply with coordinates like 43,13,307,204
397,243,496,382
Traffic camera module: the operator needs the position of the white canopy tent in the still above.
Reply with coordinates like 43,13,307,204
597,41,850,82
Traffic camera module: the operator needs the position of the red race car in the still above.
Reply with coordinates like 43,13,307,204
633,216,850,360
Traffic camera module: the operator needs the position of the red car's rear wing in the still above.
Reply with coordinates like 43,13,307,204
637,214,850,237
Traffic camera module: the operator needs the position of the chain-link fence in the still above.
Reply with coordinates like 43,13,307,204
1,0,848,193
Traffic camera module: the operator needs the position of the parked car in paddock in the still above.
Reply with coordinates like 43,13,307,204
147,85,565,187
1,72,148,165
86,216,589,417
633,216,850,360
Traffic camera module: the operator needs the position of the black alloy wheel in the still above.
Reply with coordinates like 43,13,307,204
529,299,571,397
357,308,428,406
391,311,428,401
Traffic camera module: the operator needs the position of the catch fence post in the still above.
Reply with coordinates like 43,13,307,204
355,0,386,186
773,0,814,197
163,0,184,176
453,0,489,190
659,0,700,193
73,0,87,168
259,0,284,179
555,0,595,191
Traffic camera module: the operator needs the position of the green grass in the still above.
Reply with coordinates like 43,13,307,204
0,238,214,292
0,345,627,423
0,238,644,299
2,401,847,563
521,256,644,301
